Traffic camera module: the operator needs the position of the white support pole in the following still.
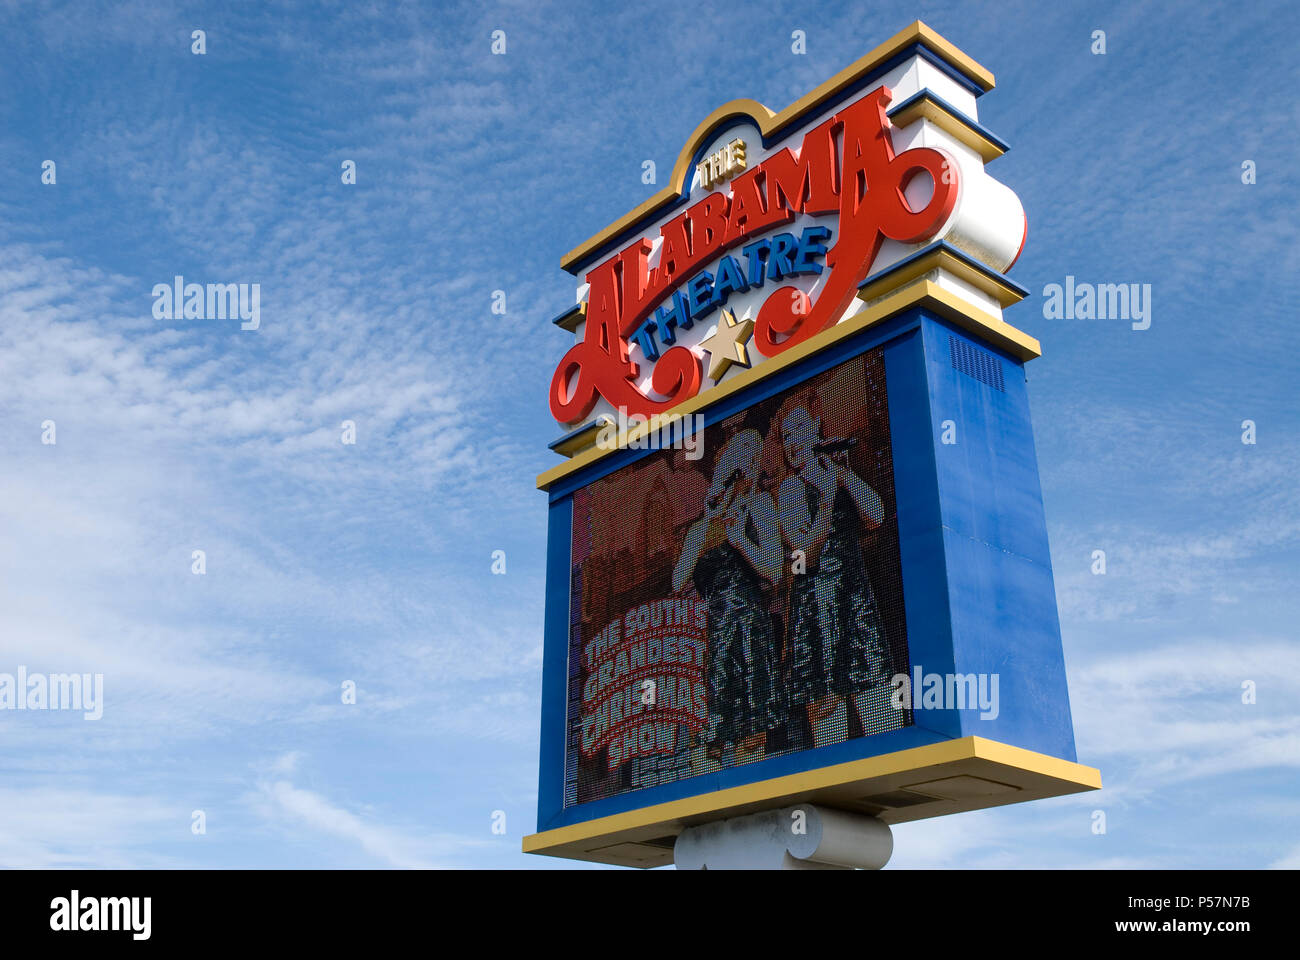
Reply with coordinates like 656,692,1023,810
673,804,893,870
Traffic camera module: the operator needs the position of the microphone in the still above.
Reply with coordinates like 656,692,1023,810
707,468,744,509
813,437,856,454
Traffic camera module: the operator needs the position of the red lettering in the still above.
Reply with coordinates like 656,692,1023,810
684,191,730,268
722,165,790,245
548,84,958,425
753,87,957,356
618,238,656,323
762,115,840,216
655,212,692,288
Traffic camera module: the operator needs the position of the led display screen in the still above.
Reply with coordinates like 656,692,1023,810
565,348,911,806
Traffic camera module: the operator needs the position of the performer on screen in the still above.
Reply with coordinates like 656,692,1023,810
672,428,785,765
776,399,892,749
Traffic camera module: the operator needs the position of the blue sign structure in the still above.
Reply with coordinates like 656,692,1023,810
527,22,1098,868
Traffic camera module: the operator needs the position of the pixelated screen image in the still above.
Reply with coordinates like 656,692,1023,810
565,349,912,807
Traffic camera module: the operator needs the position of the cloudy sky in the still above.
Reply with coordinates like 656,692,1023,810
0,0,1295,868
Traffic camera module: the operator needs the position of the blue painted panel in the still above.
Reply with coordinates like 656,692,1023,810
941,531,1077,761
927,323,1052,562
882,328,961,742
536,495,572,831
920,315,1077,761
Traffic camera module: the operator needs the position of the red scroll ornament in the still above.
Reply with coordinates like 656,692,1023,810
548,86,958,426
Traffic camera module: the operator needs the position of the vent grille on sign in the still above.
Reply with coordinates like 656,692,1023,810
949,336,1005,392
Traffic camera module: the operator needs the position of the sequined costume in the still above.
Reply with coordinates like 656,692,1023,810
786,484,890,706
693,537,784,748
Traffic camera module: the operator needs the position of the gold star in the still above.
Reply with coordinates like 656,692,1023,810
699,308,754,382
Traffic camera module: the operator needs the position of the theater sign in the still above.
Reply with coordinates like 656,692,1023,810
528,22,1099,869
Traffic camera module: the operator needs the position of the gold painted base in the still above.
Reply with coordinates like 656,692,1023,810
522,736,1101,868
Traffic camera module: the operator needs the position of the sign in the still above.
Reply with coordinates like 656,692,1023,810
547,35,1026,432
568,351,905,806
528,22,1098,869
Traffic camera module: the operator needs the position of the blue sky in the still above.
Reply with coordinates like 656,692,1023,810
0,0,1296,868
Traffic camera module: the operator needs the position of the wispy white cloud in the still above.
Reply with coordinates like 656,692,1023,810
250,753,493,869
1269,844,1300,869
0,787,183,869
